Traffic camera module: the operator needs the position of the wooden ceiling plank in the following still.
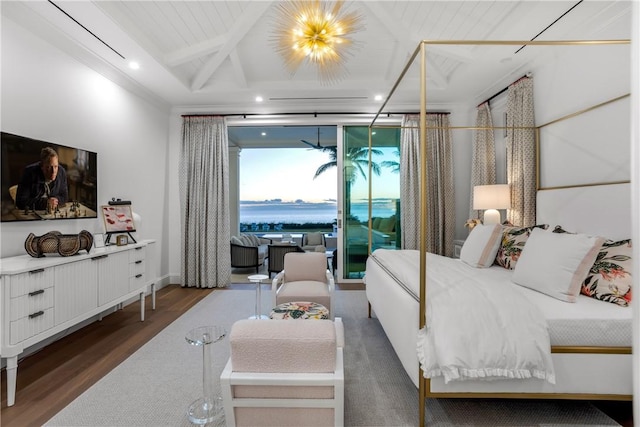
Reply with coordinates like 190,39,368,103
190,1,273,91
362,2,449,86
362,1,472,64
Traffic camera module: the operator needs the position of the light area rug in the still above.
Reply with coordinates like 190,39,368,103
45,290,620,427
231,264,270,284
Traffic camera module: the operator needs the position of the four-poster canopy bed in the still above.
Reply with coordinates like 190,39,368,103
365,39,632,426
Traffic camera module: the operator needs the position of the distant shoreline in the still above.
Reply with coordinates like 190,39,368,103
240,200,397,226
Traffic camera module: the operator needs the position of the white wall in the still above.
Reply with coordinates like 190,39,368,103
167,113,182,283
533,42,630,188
1,16,171,279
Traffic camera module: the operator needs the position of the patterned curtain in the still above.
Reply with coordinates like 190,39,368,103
470,102,496,221
400,115,420,250
506,77,536,227
400,114,455,256
180,116,231,288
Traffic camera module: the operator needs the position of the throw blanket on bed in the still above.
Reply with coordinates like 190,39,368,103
370,249,556,384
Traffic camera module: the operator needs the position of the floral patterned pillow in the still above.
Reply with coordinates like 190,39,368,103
582,239,632,306
495,224,548,269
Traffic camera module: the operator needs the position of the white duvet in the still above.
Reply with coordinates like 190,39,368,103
370,249,556,384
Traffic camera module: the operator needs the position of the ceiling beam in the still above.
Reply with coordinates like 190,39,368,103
164,35,228,66
229,49,247,88
361,1,451,87
190,1,273,91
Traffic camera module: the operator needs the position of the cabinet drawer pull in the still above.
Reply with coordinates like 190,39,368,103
29,311,45,319
135,260,142,264
91,255,108,261
135,247,142,250
135,274,143,278
29,268,45,275
28,289,45,297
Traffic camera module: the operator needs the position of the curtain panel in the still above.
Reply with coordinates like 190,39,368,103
470,102,497,221
506,77,537,227
400,114,455,256
180,116,231,288
400,115,420,250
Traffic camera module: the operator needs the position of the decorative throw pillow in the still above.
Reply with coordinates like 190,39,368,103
512,228,605,303
240,235,255,247
460,223,503,268
495,224,548,270
582,239,632,306
231,235,244,246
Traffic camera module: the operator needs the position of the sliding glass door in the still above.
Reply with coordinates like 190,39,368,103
340,126,400,280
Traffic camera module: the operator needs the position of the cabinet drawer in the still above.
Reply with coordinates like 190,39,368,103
129,246,146,263
10,307,55,345
9,268,54,298
129,272,146,292
129,259,145,277
10,287,55,321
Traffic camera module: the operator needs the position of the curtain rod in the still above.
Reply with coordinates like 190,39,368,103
181,111,450,118
477,73,531,108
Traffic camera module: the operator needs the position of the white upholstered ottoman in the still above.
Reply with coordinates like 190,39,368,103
220,317,344,427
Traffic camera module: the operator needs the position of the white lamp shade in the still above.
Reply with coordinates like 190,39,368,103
473,184,511,210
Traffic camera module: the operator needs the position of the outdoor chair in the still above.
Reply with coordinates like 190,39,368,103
301,231,326,252
231,235,269,273
267,244,304,278
271,252,334,318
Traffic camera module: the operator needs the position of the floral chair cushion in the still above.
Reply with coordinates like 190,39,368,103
495,224,548,270
582,239,632,306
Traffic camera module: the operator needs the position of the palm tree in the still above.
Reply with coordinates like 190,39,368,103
381,149,400,174
314,145,383,229
313,145,383,182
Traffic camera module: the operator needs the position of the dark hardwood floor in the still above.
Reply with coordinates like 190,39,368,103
0,284,633,427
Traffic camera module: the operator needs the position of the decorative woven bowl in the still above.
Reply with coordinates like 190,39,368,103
25,230,94,258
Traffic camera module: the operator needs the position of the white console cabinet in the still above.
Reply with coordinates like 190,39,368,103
0,240,155,407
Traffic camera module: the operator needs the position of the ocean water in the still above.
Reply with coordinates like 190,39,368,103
240,200,397,224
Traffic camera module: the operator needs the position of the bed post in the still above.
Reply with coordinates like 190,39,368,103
418,40,428,427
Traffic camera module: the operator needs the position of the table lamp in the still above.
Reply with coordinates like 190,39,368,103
473,184,511,225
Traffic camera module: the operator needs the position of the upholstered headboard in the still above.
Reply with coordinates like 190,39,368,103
536,183,631,241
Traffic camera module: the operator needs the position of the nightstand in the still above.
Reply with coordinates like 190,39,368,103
453,239,466,258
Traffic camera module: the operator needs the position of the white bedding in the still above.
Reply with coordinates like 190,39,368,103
371,249,555,384
369,249,633,348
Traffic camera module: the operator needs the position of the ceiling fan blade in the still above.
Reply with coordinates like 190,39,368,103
301,139,321,149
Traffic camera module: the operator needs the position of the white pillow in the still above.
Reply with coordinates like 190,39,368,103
459,224,503,268
512,228,605,302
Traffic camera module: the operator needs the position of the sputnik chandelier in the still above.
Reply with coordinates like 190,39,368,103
272,0,364,83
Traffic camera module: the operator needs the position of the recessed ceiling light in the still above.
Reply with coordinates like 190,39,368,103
129,61,140,70
374,94,383,101
261,132,267,136
255,96,264,102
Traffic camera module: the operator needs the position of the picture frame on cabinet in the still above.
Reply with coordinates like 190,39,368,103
93,233,105,248
101,205,136,233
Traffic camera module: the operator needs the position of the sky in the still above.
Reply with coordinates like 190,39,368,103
239,147,399,202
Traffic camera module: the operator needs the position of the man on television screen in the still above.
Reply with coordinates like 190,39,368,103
16,147,69,211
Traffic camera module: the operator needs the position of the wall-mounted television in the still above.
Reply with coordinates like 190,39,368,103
1,132,98,222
